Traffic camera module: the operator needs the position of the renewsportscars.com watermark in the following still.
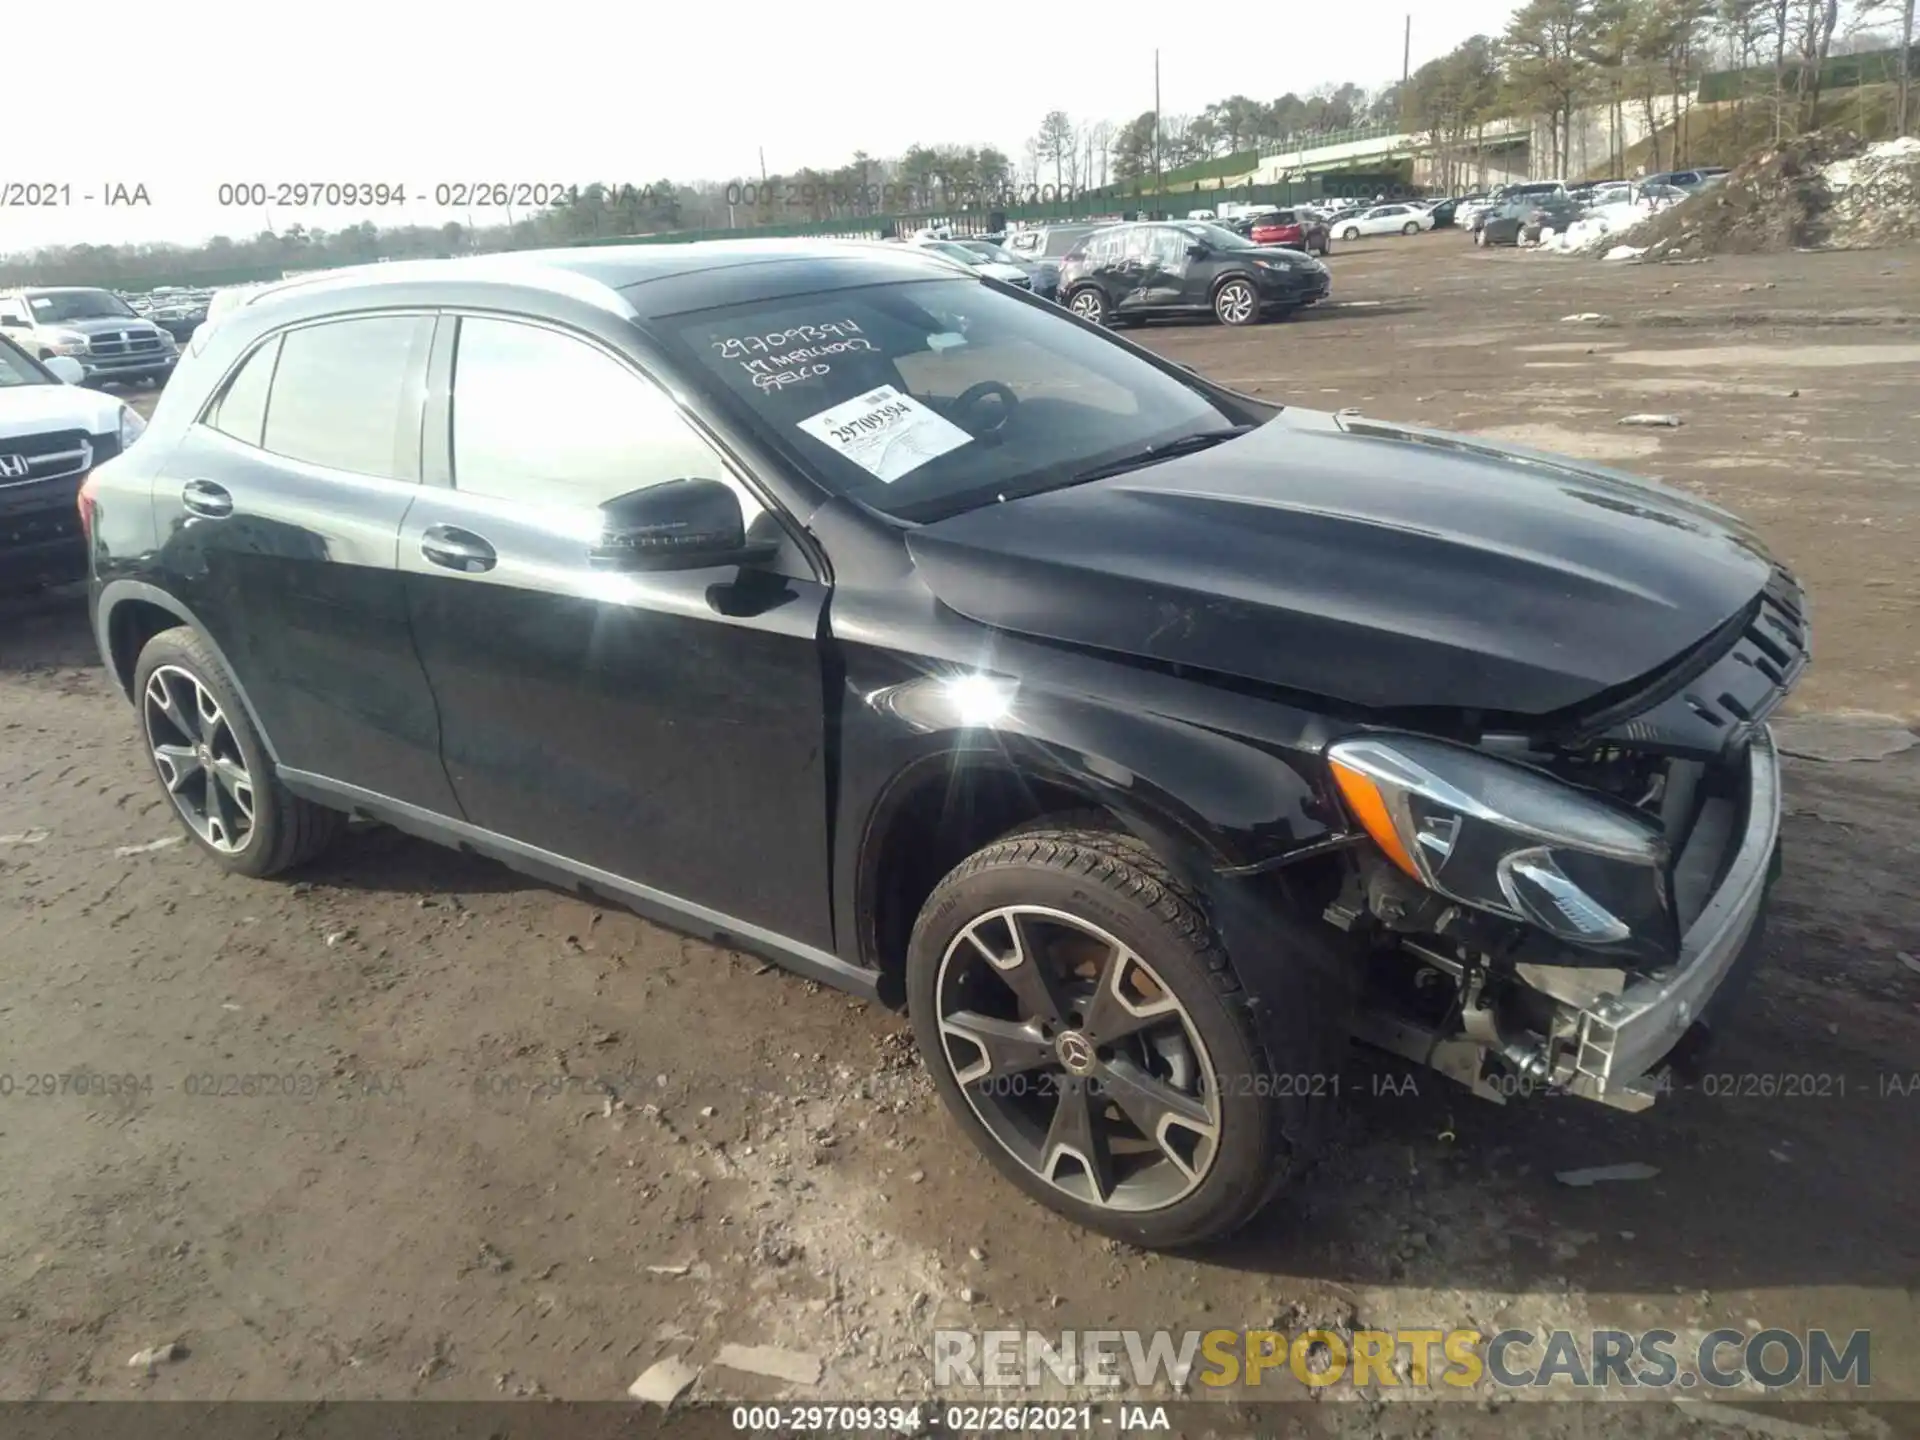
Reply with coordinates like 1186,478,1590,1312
933,1327,1872,1392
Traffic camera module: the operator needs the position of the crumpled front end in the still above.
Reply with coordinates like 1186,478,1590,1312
1329,567,1808,1110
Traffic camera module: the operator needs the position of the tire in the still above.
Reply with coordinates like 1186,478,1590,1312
1212,278,1259,327
906,825,1338,1248
1342,227,1361,241
1066,286,1110,325
132,625,344,877
1401,221,1419,235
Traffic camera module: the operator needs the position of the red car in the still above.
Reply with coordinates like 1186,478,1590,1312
1241,208,1331,257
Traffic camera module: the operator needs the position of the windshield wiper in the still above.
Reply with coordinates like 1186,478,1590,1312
1068,425,1254,484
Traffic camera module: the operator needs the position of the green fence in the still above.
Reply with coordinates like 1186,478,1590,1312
1699,44,1919,104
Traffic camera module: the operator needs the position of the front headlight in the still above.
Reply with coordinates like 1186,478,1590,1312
48,331,90,355
1327,734,1675,958
119,404,147,449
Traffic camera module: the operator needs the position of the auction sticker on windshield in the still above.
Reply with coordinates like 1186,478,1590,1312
796,384,971,483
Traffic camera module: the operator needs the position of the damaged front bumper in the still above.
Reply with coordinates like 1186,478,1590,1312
1545,728,1781,1109
1355,728,1783,1112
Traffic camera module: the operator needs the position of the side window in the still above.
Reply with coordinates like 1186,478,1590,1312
0,297,24,326
203,336,280,448
261,315,433,480
1148,228,1189,268
449,317,763,523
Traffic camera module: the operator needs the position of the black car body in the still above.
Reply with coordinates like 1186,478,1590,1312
948,238,1056,300
83,243,1803,1248
1057,221,1330,328
0,335,146,591
1477,194,1583,246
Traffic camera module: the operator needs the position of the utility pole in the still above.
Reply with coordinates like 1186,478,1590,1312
1153,49,1163,200
759,148,769,185
1403,14,1412,85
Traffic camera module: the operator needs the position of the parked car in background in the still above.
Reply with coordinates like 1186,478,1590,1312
1641,167,1730,192
0,332,147,592
947,238,1056,300
914,239,1037,292
1331,203,1435,240
1231,209,1331,257
148,296,212,343
1476,192,1583,246
1004,223,1109,308
1057,220,1330,327
1427,196,1474,228
0,287,179,389
81,241,1809,1248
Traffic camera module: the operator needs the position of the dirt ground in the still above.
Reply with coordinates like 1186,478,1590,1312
1,235,1917,1433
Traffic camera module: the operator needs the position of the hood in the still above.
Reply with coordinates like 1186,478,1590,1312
980,261,1032,283
0,381,125,438
41,315,165,339
904,408,1776,718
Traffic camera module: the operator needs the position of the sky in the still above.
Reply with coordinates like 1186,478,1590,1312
6,0,1522,253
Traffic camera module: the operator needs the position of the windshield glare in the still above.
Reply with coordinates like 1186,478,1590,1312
26,289,138,323
0,336,50,387
664,277,1239,523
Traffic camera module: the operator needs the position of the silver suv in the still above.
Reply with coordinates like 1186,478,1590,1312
0,286,179,388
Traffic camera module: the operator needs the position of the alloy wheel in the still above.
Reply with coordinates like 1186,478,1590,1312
1069,290,1105,322
143,664,255,853
934,905,1221,1212
1214,282,1255,326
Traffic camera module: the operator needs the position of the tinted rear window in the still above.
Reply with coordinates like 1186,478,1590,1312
261,315,433,480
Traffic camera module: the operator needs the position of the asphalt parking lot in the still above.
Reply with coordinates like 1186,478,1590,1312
2,234,1916,1426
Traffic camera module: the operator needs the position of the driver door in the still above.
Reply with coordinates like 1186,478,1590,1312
398,313,836,950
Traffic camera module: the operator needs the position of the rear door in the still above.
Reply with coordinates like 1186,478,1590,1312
152,312,460,813
398,314,835,949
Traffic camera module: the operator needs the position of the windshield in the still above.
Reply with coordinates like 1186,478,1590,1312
959,241,1022,265
661,277,1239,524
0,334,51,386
25,289,138,323
926,242,987,267
1176,222,1254,250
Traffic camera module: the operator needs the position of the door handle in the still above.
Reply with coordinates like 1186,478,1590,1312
181,479,233,518
420,524,496,574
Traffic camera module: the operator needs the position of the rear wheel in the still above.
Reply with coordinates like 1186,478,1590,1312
1212,278,1259,327
907,826,1338,1247
1066,287,1110,325
133,626,345,877
1401,221,1420,235
1341,227,1361,241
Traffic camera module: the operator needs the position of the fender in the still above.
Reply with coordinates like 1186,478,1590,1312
93,579,283,766
844,668,1351,978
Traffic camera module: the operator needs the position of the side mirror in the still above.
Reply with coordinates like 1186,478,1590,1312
590,478,755,571
0,317,24,329
43,355,85,385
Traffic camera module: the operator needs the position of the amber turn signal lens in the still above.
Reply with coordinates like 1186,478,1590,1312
1329,758,1421,879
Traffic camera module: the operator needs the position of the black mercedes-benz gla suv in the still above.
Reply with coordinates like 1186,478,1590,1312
83,242,1805,1247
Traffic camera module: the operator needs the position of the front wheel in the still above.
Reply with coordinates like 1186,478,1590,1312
133,626,345,877
1066,286,1110,325
1212,278,1259,327
907,827,1335,1247
1401,221,1420,235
